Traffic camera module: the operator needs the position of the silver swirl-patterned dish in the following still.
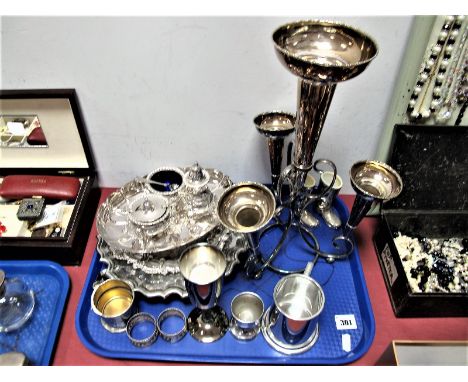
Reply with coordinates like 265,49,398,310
96,164,232,258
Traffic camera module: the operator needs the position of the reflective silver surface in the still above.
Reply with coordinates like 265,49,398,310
179,243,229,343
230,291,264,341
261,306,319,355
343,160,403,236
97,165,232,256
254,111,296,139
293,80,336,175
272,20,378,189
243,20,378,276
350,160,403,200
126,312,158,347
218,182,276,279
316,171,343,229
186,306,229,344
254,111,295,194
157,307,187,343
262,272,324,354
179,243,226,309
127,193,170,236
272,20,378,83
146,166,185,196
217,182,276,234
97,224,247,299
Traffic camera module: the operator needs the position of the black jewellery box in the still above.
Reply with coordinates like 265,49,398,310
0,89,100,265
373,124,468,317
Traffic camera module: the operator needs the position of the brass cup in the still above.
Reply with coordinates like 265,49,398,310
91,279,135,333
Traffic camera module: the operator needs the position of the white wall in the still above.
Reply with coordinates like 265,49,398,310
1,16,413,193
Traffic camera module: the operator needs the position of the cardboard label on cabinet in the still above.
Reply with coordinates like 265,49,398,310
382,244,398,286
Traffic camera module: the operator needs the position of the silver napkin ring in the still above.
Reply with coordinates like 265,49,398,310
157,308,187,343
126,312,158,347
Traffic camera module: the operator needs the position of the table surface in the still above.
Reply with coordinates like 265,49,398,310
53,189,468,366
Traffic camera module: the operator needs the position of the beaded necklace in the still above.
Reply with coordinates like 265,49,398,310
407,15,467,123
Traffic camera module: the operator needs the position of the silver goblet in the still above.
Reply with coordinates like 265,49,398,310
216,182,276,278
179,243,229,343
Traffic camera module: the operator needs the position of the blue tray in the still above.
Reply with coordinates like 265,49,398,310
76,198,375,364
0,260,70,365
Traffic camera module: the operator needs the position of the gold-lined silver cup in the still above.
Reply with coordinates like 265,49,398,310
91,279,136,333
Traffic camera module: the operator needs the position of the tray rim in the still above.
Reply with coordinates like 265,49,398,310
75,197,375,365
0,259,70,365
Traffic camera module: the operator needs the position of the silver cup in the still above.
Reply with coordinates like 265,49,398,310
262,263,325,354
179,243,229,343
91,279,136,333
230,292,264,341
217,182,276,279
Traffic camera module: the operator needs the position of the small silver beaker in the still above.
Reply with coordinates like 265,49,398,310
91,279,136,333
230,292,264,341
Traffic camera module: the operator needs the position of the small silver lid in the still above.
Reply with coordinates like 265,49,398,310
0,352,29,366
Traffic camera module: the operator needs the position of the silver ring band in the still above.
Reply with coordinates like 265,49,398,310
157,308,187,343
126,312,158,347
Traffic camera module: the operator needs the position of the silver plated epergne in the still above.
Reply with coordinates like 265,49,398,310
243,20,381,279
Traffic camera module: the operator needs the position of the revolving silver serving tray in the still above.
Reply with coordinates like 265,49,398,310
96,165,233,258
